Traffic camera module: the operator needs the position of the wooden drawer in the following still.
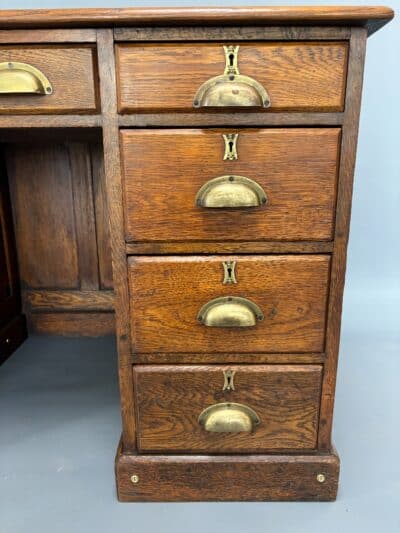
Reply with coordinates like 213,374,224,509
116,42,348,113
121,128,340,243
128,255,330,354
0,46,98,114
133,364,322,453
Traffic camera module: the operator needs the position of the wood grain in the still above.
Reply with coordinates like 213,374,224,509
129,255,330,354
7,143,79,289
0,29,96,43
114,26,351,42
134,364,322,453
0,6,393,35
134,352,325,365
118,112,344,127
116,446,340,502
126,241,334,255
30,311,114,336
97,29,136,451
121,128,340,243
24,289,114,311
0,46,98,114
116,42,348,113
318,28,368,450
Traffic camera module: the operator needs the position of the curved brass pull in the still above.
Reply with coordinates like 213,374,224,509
197,296,264,327
198,402,260,433
195,175,267,208
193,45,270,109
0,62,53,95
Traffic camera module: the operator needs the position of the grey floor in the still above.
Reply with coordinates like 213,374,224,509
1,291,399,533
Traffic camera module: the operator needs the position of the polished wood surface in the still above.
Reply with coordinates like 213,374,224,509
0,7,392,35
116,445,340,502
129,255,330,354
121,128,340,242
117,42,348,113
134,364,322,453
0,46,98,114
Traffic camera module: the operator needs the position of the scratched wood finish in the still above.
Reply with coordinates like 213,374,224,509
121,128,340,243
134,364,322,453
116,42,348,113
129,255,330,354
0,6,393,35
116,447,340,502
0,46,98,114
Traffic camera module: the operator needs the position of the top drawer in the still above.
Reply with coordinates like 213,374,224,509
116,42,348,113
0,46,98,114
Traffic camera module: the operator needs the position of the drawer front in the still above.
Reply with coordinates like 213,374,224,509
0,46,98,114
116,42,348,113
134,364,322,453
129,255,330,353
121,128,340,242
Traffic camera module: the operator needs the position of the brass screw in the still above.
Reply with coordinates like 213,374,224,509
316,473,326,483
130,474,139,484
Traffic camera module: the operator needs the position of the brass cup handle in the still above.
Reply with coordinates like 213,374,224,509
198,402,260,433
193,45,270,109
197,296,264,327
0,62,53,95
195,175,267,208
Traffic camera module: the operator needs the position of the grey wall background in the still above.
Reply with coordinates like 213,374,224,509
0,1,398,533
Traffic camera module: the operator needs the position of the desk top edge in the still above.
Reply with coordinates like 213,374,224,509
0,6,394,35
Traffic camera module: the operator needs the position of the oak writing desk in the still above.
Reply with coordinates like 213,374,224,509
0,6,394,501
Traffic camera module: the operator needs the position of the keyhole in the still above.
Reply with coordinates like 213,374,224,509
229,53,234,67
228,141,234,153
227,266,233,280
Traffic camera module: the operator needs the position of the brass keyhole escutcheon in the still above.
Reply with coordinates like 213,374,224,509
222,261,237,284
223,133,239,161
223,369,236,391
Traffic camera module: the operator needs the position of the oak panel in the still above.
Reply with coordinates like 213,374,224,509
121,128,340,243
7,143,80,289
117,42,348,113
134,364,322,453
116,447,340,502
128,255,330,353
30,311,114,336
0,45,98,114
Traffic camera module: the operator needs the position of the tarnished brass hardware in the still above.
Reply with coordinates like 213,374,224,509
222,369,236,391
223,133,239,160
193,45,270,108
0,62,53,95
197,296,264,327
316,474,326,483
222,261,237,285
195,175,267,208
198,402,260,433
130,474,140,484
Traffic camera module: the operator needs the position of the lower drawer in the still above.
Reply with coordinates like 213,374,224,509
133,364,322,453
